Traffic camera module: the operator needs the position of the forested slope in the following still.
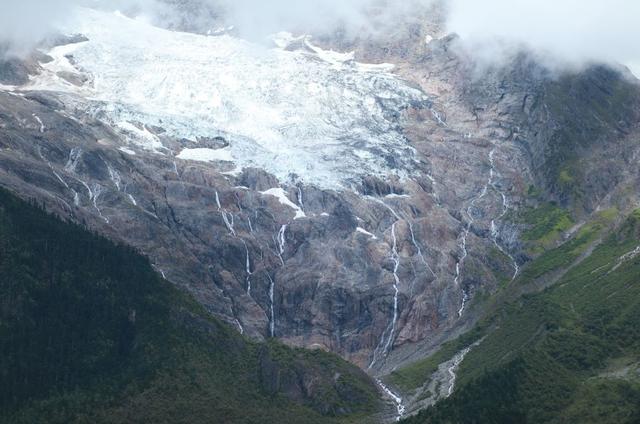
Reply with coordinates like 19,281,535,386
0,188,381,424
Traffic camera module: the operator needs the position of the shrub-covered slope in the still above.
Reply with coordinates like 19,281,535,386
397,209,640,424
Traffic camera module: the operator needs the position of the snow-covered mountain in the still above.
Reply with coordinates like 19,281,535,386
1,2,639,421
31,7,429,189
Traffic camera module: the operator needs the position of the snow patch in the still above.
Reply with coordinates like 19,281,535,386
177,147,233,163
385,193,410,199
116,121,165,153
260,188,306,219
356,227,377,239
118,147,136,155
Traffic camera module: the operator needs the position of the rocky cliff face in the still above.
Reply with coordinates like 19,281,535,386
0,3,638,385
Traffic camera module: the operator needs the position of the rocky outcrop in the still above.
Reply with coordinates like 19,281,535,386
257,344,378,416
458,57,640,213
0,51,44,85
0,77,511,374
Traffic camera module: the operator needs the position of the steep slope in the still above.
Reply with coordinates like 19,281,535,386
0,6,518,373
0,1,639,400
0,187,383,423
460,58,640,214
391,208,640,423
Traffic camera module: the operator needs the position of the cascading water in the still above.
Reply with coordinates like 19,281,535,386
106,162,122,191
369,222,401,369
276,224,287,265
247,215,254,233
456,146,521,316
296,186,304,211
446,346,472,396
377,379,406,421
384,223,401,355
268,224,288,336
235,319,244,335
487,148,519,280
243,241,252,295
267,273,276,337
365,196,437,368
408,220,436,279
216,190,237,236
455,167,490,317
32,114,45,133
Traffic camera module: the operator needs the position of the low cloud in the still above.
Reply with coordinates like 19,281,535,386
0,0,436,51
446,0,640,77
0,0,76,55
1,0,639,78
163,0,436,41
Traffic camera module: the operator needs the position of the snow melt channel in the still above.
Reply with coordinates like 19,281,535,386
369,222,401,370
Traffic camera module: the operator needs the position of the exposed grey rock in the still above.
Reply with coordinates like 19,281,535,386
0,6,638,386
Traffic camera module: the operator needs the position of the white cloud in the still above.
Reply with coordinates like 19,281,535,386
197,0,435,40
0,0,435,51
2,0,639,79
446,0,640,76
0,0,76,55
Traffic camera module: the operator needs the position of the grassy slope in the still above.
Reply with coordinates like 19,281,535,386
396,208,640,423
0,188,381,424
515,200,575,255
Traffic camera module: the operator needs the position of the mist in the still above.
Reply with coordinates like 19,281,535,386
0,0,436,51
0,0,76,55
1,0,639,78
447,0,640,77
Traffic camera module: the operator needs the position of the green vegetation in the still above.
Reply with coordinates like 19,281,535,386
386,327,485,392
520,202,574,248
538,67,639,210
517,208,614,281
0,188,380,424
506,200,576,256
398,208,640,424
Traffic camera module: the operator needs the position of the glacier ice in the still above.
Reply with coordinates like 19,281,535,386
30,7,429,189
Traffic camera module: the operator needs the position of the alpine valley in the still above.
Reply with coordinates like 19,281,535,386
1,1,639,423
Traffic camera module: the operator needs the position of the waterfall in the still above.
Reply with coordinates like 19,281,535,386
216,190,236,236
267,273,276,337
488,148,519,280
369,222,401,369
408,220,436,278
376,379,405,421
455,156,491,316
384,223,401,354
244,241,252,295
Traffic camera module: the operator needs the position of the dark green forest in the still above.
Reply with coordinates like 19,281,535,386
0,188,380,424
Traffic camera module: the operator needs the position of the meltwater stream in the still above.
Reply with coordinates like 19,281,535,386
377,379,406,422
455,145,520,316
488,148,519,280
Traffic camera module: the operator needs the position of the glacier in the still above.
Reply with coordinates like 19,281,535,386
28,7,429,189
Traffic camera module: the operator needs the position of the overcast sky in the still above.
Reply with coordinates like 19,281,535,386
0,0,71,54
1,0,639,77
447,0,640,76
